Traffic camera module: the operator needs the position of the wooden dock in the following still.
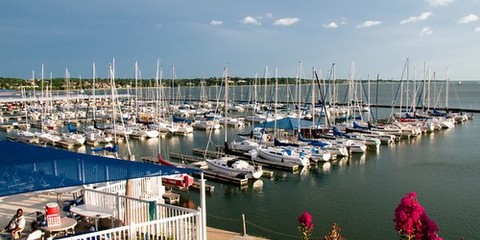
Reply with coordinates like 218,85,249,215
192,148,227,158
191,181,215,194
194,170,249,187
0,124,14,132
170,152,205,163
39,139,74,150
6,136,40,144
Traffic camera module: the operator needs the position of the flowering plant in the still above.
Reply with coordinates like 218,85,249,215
298,211,314,240
394,192,442,240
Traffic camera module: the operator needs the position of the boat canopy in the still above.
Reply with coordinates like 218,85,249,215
255,117,314,130
0,140,200,197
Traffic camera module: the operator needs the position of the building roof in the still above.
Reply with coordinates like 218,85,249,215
0,140,199,197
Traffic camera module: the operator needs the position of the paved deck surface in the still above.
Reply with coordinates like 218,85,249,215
0,192,267,240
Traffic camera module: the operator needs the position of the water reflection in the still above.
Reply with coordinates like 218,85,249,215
338,157,349,167
143,138,159,148
299,166,310,176
358,154,366,165
252,179,264,192
322,162,331,173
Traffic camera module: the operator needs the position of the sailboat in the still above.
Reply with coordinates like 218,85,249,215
205,66,263,179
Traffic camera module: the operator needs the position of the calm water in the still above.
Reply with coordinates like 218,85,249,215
2,81,480,239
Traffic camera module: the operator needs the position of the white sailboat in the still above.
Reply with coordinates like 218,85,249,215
205,66,263,179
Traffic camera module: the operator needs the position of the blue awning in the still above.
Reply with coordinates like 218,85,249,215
0,140,200,197
255,117,314,130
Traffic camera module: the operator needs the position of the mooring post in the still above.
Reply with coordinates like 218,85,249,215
242,213,247,236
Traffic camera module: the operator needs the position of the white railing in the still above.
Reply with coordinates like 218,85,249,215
58,211,201,240
83,188,154,225
83,178,198,224
93,177,164,201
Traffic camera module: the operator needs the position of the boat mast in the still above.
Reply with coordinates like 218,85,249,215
224,66,228,144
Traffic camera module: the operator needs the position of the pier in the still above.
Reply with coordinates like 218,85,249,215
193,170,249,187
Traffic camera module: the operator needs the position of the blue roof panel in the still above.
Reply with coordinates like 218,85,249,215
0,140,200,197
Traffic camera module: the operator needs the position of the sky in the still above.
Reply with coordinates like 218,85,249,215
1,0,479,80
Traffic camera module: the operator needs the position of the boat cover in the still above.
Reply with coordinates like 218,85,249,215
254,117,314,130
0,140,199,197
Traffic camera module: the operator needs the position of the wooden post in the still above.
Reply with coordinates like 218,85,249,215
242,213,247,236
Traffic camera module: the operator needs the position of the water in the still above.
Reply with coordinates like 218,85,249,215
2,81,480,239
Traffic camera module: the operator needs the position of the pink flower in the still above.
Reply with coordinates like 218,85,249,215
298,211,314,240
394,192,442,240
298,211,314,230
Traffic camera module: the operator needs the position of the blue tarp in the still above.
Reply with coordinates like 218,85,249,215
0,140,200,197
255,117,314,130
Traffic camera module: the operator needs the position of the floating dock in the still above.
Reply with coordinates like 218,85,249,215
193,170,248,187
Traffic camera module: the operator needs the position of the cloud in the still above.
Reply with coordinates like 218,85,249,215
356,20,381,28
457,14,479,24
420,27,433,35
210,20,222,26
265,12,273,19
274,17,300,26
425,0,454,6
242,16,261,25
475,27,480,32
323,22,338,29
400,12,433,24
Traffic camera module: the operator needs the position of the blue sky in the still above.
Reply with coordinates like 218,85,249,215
1,0,479,80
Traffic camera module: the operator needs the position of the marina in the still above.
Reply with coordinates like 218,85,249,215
0,80,479,239
4,1,480,239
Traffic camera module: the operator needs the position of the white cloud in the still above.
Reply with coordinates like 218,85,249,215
242,16,261,26
420,27,433,35
400,12,433,24
274,17,300,26
426,0,454,7
210,20,222,26
323,22,338,29
265,12,273,19
356,20,381,28
457,14,479,24
475,27,480,32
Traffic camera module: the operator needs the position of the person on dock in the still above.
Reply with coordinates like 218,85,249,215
3,208,26,239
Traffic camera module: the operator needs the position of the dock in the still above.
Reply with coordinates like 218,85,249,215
194,170,249,187
170,152,205,163
191,181,215,194
192,148,226,158
39,139,74,150
0,124,14,132
6,135,40,144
